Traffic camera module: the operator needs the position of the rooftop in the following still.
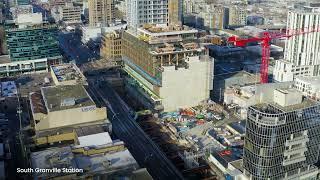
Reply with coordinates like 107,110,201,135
0,55,11,64
138,24,198,37
295,76,320,85
75,132,113,148
211,148,243,168
31,143,138,179
51,64,86,84
253,97,318,114
41,85,95,112
0,81,17,97
228,121,246,135
139,24,198,33
30,91,47,114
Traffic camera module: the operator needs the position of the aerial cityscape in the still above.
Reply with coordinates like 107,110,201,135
0,0,319,179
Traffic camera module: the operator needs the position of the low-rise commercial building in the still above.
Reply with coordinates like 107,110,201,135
29,85,108,133
50,64,87,86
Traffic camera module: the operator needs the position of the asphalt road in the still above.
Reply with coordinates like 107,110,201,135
88,80,184,180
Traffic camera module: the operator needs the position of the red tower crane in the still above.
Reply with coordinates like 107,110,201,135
228,28,320,83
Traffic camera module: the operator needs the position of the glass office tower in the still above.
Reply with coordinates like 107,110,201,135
244,99,320,180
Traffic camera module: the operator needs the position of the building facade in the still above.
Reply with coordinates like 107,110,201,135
100,30,122,62
226,4,247,27
183,1,229,30
274,6,320,82
88,0,115,27
6,24,61,62
51,3,82,24
244,88,320,179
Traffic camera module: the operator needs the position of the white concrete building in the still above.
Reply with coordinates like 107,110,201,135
29,85,108,132
81,23,126,43
274,6,320,82
0,56,49,76
294,76,320,100
126,0,183,29
159,56,213,111
15,13,42,27
224,82,293,119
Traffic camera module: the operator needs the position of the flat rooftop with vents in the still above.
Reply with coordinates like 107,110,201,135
30,85,107,132
41,85,94,112
50,64,87,86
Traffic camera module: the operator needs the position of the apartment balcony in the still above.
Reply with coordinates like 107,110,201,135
283,155,306,166
285,135,309,146
283,146,308,156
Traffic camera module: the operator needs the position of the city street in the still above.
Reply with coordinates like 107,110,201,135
87,79,184,180
58,32,99,65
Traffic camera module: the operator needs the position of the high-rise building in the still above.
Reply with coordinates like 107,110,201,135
126,0,183,29
88,0,115,27
51,3,82,24
168,0,183,25
274,6,320,82
226,4,247,27
121,24,213,111
243,87,320,179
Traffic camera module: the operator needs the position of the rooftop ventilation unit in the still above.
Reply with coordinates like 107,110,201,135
61,98,76,107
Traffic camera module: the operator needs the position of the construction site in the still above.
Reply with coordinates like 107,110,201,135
136,114,215,179
111,76,244,180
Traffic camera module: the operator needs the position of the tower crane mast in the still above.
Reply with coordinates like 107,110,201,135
228,27,320,83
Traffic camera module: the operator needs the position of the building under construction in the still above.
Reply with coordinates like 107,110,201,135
122,24,214,112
